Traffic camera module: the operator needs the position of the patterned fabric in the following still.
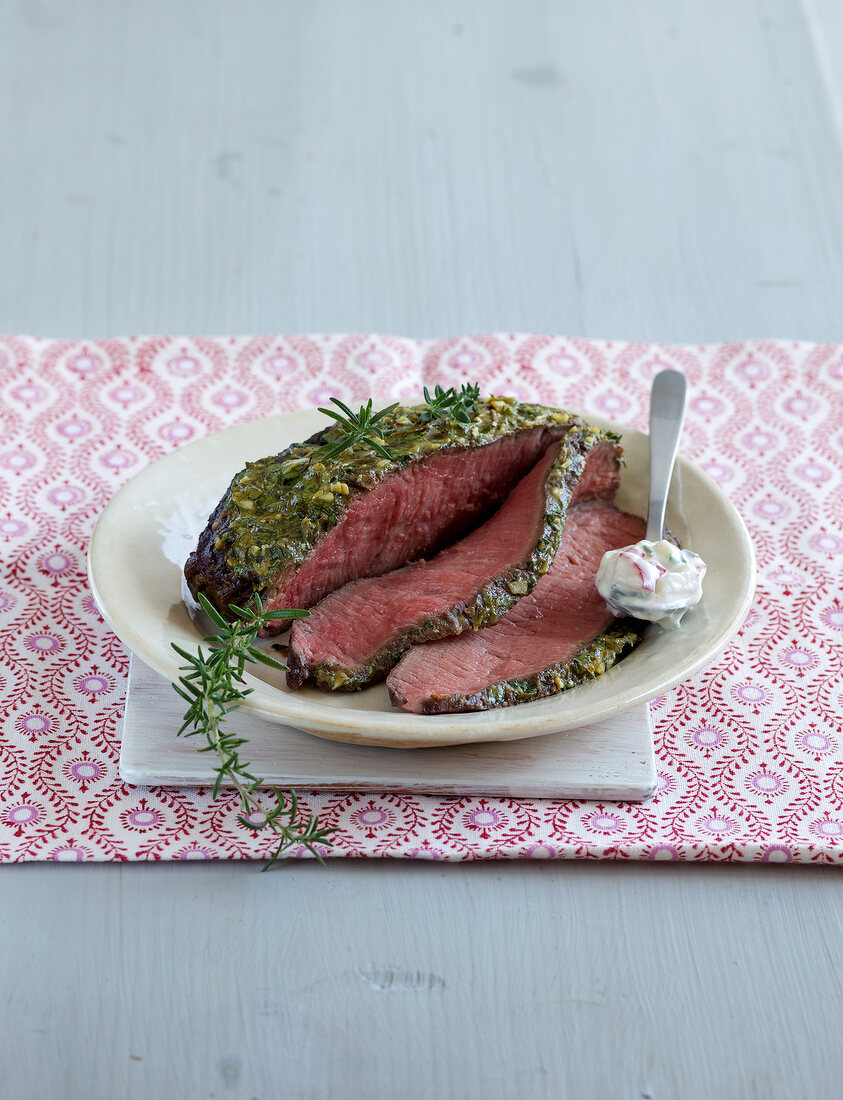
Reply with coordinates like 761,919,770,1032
0,334,840,863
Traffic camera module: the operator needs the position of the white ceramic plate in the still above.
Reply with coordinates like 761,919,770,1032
88,408,755,748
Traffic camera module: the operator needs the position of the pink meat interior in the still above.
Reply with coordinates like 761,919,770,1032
268,426,567,611
387,498,646,713
568,439,621,504
289,442,563,673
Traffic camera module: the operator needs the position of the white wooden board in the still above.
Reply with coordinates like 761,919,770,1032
120,657,657,800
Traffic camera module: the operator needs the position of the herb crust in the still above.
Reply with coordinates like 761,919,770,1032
185,397,615,617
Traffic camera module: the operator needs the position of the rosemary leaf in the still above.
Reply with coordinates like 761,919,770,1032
171,593,337,869
420,382,480,424
315,398,399,462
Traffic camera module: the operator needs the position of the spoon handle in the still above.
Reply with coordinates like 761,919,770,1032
646,370,687,542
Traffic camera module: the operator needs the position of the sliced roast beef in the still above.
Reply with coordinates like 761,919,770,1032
263,425,562,613
287,435,622,690
185,398,618,632
387,499,647,714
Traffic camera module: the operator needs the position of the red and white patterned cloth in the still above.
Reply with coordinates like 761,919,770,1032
0,334,841,862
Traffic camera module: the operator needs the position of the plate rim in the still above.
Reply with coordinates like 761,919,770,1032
87,407,757,748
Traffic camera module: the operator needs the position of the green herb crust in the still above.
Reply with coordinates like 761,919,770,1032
407,621,645,714
185,397,615,616
287,428,614,691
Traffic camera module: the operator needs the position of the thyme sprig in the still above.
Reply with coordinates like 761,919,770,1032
316,397,399,461
172,593,337,870
420,382,480,424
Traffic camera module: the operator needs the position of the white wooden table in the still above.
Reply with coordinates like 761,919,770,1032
2,3,842,1097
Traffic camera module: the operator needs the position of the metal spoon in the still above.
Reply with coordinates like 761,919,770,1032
645,369,687,542
595,368,702,628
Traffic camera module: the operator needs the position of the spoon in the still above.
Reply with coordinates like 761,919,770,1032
645,370,687,540
595,368,705,628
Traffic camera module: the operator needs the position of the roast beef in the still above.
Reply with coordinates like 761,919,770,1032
386,499,647,714
184,398,618,631
286,436,622,690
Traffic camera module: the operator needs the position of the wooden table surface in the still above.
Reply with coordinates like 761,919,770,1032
2,3,841,1097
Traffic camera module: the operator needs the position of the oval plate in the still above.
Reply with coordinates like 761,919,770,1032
88,408,755,748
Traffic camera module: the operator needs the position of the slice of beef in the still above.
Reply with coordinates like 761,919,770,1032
287,435,621,689
185,399,619,632
387,499,647,714
264,426,563,613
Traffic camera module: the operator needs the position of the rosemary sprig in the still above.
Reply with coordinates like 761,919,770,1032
420,382,480,424
172,593,337,870
316,397,399,461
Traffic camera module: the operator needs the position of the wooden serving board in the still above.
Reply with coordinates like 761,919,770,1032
120,658,657,800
